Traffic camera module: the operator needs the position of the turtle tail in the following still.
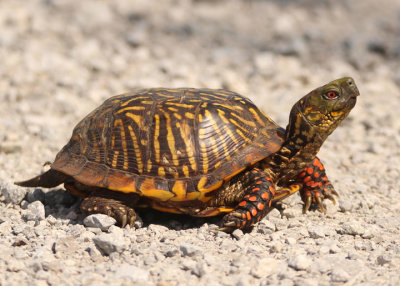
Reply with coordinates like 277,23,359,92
15,169,67,188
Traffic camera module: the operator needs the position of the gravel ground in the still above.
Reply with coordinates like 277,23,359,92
1,0,400,285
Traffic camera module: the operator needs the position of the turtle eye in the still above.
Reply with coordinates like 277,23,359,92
324,91,339,100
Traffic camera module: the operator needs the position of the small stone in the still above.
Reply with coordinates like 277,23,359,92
1,181,27,204
330,268,350,282
361,229,375,239
257,220,276,234
376,254,391,265
269,241,283,253
340,221,365,236
6,258,25,272
25,201,46,221
115,264,149,282
83,214,116,231
232,229,244,240
308,226,326,239
93,233,128,255
165,248,179,257
288,254,312,271
281,207,301,219
294,278,318,286
180,243,201,257
0,141,22,153
338,199,353,212
285,237,296,245
192,261,206,277
250,257,279,278
133,213,143,229
266,208,281,218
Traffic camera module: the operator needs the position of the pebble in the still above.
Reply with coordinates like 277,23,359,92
338,198,354,212
376,254,391,266
340,221,365,236
288,254,312,271
250,257,280,278
231,229,244,240
83,214,116,231
307,226,326,239
92,233,128,255
24,201,45,221
330,268,350,282
115,264,149,282
0,181,27,204
180,243,201,257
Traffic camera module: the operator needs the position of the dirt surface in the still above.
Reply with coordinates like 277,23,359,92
1,0,400,285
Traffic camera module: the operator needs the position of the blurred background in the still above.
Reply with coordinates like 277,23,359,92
1,2,400,285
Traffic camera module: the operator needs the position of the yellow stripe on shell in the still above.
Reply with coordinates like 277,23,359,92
125,112,143,129
111,150,119,168
127,125,143,173
120,96,150,107
248,108,265,126
176,122,197,173
154,114,161,163
230,112,256,127
115,106,146,114
164,102,195,109
204,110,231,161
162,111,179,169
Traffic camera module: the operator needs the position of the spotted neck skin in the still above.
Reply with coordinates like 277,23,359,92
260,77,359,184
264,108,327,185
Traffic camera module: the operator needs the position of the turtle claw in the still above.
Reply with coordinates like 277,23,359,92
121,214,128,228
316,196,326,213
231,212,243,218
303,196,312,213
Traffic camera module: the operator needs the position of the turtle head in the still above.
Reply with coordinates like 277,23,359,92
288,77,359,138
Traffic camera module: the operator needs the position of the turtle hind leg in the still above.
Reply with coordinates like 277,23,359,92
15,169,68,188
80,189,139,228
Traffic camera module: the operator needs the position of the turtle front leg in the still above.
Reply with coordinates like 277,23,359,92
220,168,300,232
297,157,338,212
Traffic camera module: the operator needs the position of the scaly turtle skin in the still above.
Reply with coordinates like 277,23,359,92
16,77,359,231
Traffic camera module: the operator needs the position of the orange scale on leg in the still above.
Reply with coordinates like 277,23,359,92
246,211,251,221
249,196,257,202
238,201,247,207
251,208,258,216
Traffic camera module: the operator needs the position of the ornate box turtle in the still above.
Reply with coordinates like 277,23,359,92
17,77,359,231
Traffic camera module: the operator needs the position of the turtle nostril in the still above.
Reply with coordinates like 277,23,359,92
347,79,353,86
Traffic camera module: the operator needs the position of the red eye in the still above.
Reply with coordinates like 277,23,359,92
325,91,338,99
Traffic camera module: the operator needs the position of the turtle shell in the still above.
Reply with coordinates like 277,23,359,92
51,88,284,203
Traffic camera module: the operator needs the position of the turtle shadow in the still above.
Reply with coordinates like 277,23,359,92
37,189,223,231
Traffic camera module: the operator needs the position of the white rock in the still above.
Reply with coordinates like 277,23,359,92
92,233,128,255
288,254,312,271
0,181,27,204
330,268,350,282
250,257,280,278
180,243,201,257
25,201,45,221
341,222,365,236
83,214,116,231
115,264,149,282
